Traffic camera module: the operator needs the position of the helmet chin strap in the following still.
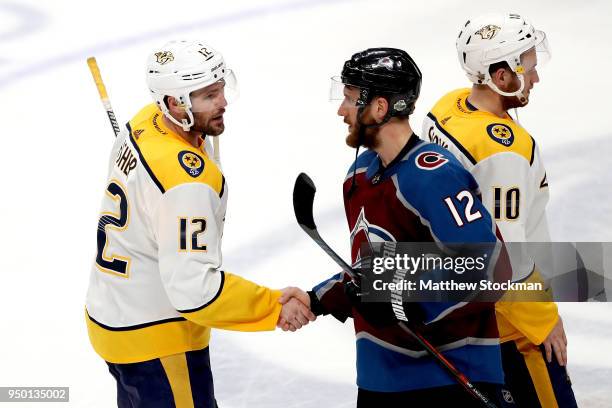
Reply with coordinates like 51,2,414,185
161,103,195,132
486,73,528,105
347,104,391,198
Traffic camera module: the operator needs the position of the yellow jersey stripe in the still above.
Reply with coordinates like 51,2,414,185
160,354,196,408
515,337,560,408
86,310,210,364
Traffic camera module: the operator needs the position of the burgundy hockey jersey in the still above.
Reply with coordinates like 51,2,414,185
311,136,506,392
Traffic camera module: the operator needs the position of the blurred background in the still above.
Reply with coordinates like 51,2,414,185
0,0,610,406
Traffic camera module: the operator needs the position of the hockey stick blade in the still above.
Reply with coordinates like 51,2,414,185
293,173,356,278
293,173,317,231
292,172,497,408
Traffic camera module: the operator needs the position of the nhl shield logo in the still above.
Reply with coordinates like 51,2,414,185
155,51,174,65
487,123,515,147
475,24,501,40
178,151,205,178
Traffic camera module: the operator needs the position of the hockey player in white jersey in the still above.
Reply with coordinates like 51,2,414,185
85,40,314,407
423,14,577,407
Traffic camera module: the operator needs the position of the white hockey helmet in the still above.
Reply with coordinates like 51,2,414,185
456,13,550,104
146,40,237,131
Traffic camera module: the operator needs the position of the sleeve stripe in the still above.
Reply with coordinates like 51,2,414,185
391,174,450,252
86,310,186,331
219,175,226,198
529,135,536,166
177,271,225,314
344,166,368,183
426,302,468,325
314,272,346,299
426,112,477,165
127,122,166,194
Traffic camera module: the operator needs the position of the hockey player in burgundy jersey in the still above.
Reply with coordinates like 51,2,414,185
301,48,513,407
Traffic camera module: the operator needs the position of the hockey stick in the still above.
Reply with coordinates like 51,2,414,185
293,172,498,408
87,57,121,137
213,136,221,164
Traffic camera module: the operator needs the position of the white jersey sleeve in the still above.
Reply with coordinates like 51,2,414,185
155,182,225,311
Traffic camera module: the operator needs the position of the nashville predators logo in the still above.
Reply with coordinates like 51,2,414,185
155,51,174,65
475,24,501,40
178,151,205,178
487,123,515,147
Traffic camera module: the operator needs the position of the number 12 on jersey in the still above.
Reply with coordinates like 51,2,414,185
444,190,483,227
179,217,207,252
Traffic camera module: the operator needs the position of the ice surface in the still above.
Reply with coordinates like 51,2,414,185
0,0,610,406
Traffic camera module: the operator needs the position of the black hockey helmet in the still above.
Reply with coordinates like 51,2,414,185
340,47,422,117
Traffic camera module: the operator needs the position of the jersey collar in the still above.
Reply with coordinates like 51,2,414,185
366,134,422,183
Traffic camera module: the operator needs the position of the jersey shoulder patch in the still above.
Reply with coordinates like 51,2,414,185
127,105,223,195
414,150,449,170
429,91,534,164
177,150,205,178
399,143,467,186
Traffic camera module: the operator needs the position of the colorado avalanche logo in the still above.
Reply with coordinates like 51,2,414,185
415,151,448,170
487,123,514,147
349,207,396,264
375,57,394,70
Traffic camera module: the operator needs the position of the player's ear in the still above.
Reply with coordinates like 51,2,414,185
167,96,179,109
374,96,389,123
491,67,512,89
166,96,184,116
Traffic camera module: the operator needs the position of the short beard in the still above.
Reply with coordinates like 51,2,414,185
499,77,528,111
196,123,224,136
501,95,527,111
192,113,225,136
345,124,380,149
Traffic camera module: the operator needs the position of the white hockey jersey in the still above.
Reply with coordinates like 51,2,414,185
86,104,282,363
423,89,558,344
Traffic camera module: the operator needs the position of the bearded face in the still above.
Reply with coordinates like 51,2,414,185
339,86,381,149
189,82,227,136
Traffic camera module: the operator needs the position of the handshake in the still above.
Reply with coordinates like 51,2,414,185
276,287,317,332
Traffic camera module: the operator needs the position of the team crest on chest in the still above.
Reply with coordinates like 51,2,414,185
350,207,396,263
487,123,514,147
178,151,205,178
415,151,448,170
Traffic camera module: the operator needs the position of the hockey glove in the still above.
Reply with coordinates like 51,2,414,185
344,276,401,327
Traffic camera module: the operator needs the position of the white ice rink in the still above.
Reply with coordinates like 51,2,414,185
0,0,611,406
